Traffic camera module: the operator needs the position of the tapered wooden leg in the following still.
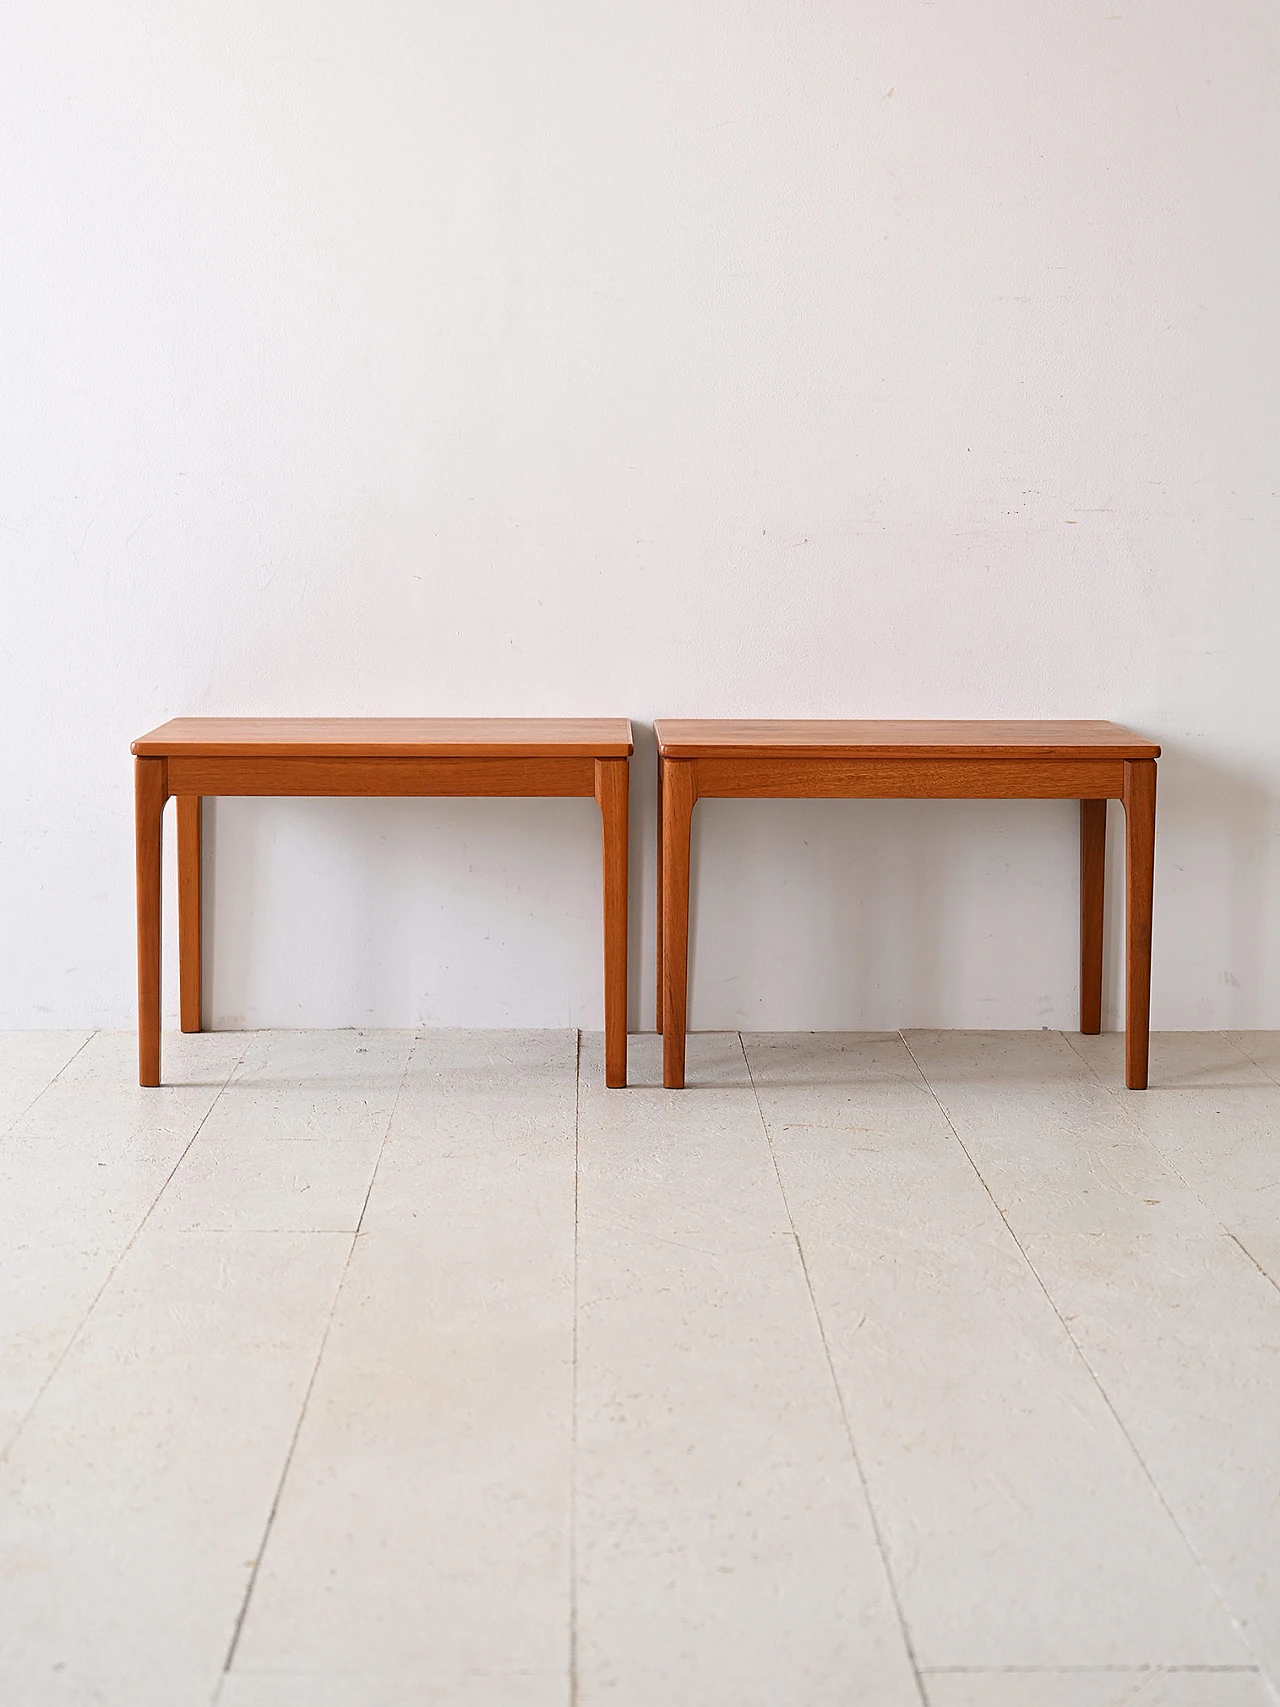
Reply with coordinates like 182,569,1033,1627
135,757,167,1087
655,753,664,1033
661,759,696,1089
1079,798,1106,1035
177,795,202,1033
595,758,629,1088
1122,759,1157,1090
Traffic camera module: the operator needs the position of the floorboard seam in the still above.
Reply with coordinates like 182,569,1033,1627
1064,1031,1280,1305
1225,1231,1280,1299
1064,1024,1280,1290
0,1028,97,1144
1221,1032,1280,1089
738,1032,930,1707
220,1029,417,1680
0,1030,250,1469
1064,1024,1280,1304
898,1029,1267,1685
1060,1031,1231,1217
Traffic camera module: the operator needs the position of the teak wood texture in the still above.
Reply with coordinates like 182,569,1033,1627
132,718,633,1090
654,720,1160,760
132,718,633,757
654,720,1159,1093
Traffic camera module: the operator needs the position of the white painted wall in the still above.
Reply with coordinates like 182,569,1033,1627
2,2,1277,1034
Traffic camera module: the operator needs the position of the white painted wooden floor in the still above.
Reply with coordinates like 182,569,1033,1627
1,1027,1279,1707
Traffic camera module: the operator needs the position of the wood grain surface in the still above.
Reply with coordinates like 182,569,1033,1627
654,720,1159,760
1079,799,1107,1036
134,758,166,1088
177,795,202,1033
691,756,1125,800
594,758,630,1089
1123,759,1158,1090
164,755,599,799
133,718,634,758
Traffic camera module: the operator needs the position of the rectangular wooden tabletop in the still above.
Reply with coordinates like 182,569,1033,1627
654,720,1159,760
132,718,634,758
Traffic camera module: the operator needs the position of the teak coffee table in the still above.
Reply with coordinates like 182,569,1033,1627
131,718,633,1089
655,719,1159,1091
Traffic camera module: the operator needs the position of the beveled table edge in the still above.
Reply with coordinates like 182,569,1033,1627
132,717,635,759
653,719,1160,761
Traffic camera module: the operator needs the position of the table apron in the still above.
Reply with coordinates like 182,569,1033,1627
164,755,599,798
691,755,1125,800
